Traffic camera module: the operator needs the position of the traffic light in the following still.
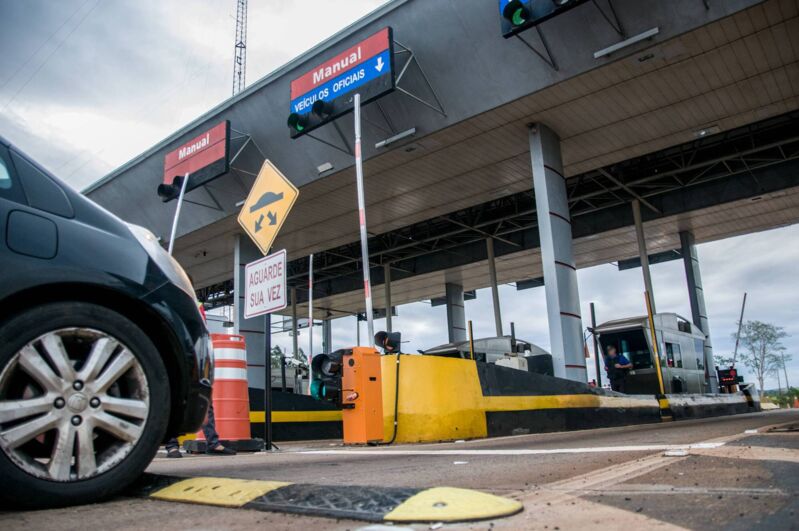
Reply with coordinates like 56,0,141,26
287,113,309,134
310,350,345,405
499,0,588,39
156,175,185,202
312,100,334,119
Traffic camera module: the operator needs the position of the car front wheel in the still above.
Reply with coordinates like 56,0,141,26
0,302,170,508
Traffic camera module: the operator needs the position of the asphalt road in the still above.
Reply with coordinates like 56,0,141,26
2,409,797,531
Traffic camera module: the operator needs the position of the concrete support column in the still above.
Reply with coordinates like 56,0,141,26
445,282,467,343
486,238,503,337
632,200,656,314
529,124,586,382
322,319,332,354
233,234,268,390
680,230,719,392
384,263,392,333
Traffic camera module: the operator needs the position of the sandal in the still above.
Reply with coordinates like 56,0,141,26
206,444,236,455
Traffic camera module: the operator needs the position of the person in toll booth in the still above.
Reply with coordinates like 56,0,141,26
604,345,632,393
374,331,401,354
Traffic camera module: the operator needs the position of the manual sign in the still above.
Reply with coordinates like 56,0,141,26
244,249,287,319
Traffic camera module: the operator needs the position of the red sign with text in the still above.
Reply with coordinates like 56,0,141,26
290,27,391,100
163,121,229,185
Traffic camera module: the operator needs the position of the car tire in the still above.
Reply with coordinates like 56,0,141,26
0,302,170,509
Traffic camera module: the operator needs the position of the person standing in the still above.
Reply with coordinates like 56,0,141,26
165,293,236,457
604,345,632,393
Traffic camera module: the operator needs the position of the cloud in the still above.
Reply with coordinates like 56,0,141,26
0,0,387,187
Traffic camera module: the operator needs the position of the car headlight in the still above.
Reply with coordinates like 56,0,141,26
127,223,194,297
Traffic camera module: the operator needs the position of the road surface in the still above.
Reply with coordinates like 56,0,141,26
2,409,797,530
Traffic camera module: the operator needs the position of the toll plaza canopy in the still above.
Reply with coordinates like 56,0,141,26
85,0,799,319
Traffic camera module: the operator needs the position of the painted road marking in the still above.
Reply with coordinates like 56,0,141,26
151,477,289,507
303,442,726,456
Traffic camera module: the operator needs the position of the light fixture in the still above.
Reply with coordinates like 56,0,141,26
593,27,660,59
375,127,417,149
693,125,720,138
317,162,334,174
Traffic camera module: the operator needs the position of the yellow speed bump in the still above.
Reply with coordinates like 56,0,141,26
384,487,523,522
151,477,289,507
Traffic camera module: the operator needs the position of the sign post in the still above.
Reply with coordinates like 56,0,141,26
166,172,189,256
354,93,375,347
238,159,298,451
307,254,314,394
244,250,287,451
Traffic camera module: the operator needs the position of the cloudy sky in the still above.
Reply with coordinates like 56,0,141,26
1,0,797,391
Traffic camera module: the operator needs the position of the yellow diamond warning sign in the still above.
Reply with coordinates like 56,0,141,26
238,160,299,255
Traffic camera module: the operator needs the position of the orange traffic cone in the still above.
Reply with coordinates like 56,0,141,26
184,334,262,453
793,396,798,409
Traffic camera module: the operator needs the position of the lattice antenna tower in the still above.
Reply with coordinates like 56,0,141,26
232,0,248,95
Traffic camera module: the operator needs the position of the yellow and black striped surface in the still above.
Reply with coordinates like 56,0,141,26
136,474,522,523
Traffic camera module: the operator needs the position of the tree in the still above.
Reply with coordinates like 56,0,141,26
270,345,309,368
731,321,788,395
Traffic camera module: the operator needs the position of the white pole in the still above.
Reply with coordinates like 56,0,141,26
354,93,375,347
307,253,313,394
167,172,189,256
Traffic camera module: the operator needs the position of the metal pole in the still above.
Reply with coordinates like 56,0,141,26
167,172,189,256
354,93,375,347
632,200,656,314
356,314,361,346
384,263,392,333
780,350,790,390
307,254,313,394
291,286,298,377
467,320,475,360
486,238,503,337
732,292,747,367
264,313,273,450
590,302,602,387
644,291,666,396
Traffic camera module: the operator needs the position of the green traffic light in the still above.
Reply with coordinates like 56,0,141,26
503,1,529,27
287,113,306,132
310,379,323,399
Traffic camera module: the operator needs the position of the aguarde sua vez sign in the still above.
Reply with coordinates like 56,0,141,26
160,120,231,201
244,249,287,319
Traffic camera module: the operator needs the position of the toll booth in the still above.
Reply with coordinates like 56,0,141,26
594,313,709,394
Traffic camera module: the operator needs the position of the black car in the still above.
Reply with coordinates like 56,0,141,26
0,136,212,507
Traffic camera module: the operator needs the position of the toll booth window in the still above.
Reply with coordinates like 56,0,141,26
600,330,653,369
694,339,705,369
665,342,682,368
